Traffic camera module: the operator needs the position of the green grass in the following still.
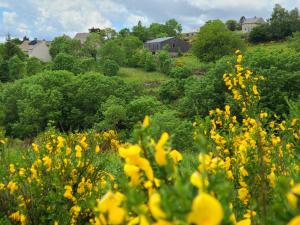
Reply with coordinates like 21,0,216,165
118,67,170,84
246,41,289,52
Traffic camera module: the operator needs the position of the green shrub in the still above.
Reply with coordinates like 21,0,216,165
169,66,192,79
144,52,156,71
103,59,119,76
157,50,172,74
192,20,245,62
52,53,76,72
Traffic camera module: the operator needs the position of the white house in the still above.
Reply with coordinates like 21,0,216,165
242,17,266,33
19,40,51,62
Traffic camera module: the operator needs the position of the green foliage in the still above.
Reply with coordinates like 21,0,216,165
127,96,164,126
103,59,119,76
97,40,125,65
249,24,273,43
144,52,156,72
159,79,185,103
122,36,143,66
52,53,76,72
147,110,194,150
157,50,172,74
192,20,245,62
76,57,97,74
81,33,102,59
26,57,43,76
49,36,81,58
8,56,26,81
0,71,140,138
178,76,221,117
288,31,300,52
169,66,192,79
225,20,239,31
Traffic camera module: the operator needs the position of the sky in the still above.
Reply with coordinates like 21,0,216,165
0,0,299,41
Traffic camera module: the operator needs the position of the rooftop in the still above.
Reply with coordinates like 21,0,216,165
243,17,265,24
145,37,174,44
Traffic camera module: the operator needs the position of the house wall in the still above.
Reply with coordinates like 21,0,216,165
161,38,190,53
242,23,260,33
29,42,52,62
145,38,190,54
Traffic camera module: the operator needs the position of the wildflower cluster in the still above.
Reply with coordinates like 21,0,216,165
0,130,119,224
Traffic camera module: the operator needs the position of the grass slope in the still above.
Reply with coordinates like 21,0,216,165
118,67,170,84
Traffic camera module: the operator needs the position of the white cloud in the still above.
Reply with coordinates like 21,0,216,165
3,11,17,26
31,0,113,34
2,11,30,35
126,14,150,27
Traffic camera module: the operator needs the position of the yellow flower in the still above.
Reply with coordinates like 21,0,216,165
252,85,259,95
66,147,72,155
124,164,140,186
108,206,126,224
32,143,39,152
188,192,223,225
0,183,5,190
155,132,169,166
149,192,166,220
95,145,101,153
64,185,75,201
7,181,18,194
238,187,249,204
143,115,150,128
9,164,16,174
42,156,52,170
75,145,82,158
169,150,183,163
236,219,251,225
19,168,26,177
288,216,300,225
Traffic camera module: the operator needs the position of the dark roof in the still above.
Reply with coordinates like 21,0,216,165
145,37,174,44
243,17,265,24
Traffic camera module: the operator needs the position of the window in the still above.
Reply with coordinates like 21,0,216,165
172,43,175,48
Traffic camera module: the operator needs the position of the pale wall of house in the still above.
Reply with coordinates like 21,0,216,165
29,42,52,62
242,23,259,33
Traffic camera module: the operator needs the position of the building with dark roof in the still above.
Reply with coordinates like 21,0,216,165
242,17,266,33
145,37,190,55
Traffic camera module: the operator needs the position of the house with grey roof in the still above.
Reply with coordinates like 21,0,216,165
242,17,266,33
19,39,51,62
145,37,190,55
74,33,90,44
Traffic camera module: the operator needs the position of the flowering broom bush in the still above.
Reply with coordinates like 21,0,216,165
0,51,299,225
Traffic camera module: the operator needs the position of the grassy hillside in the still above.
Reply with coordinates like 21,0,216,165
118,67,170,84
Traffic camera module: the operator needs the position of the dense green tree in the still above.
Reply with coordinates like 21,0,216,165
103,59,119,76
249,24,272,43
119,28,131,37
147,110,194,150
49,36,81,58
82,33,102,59
52,53,76,72
97,40,125,65
26,57,43,76
157,50,172,74
165,19,182,36
289,32,300,52
132,21,149,42
144,52,156,71
1,39,26,61
127,96,164,125
8,56,26,81
192,20,245,62
169,66,192,79
159,79,185,103
122,36,143,65
225,20,238,31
